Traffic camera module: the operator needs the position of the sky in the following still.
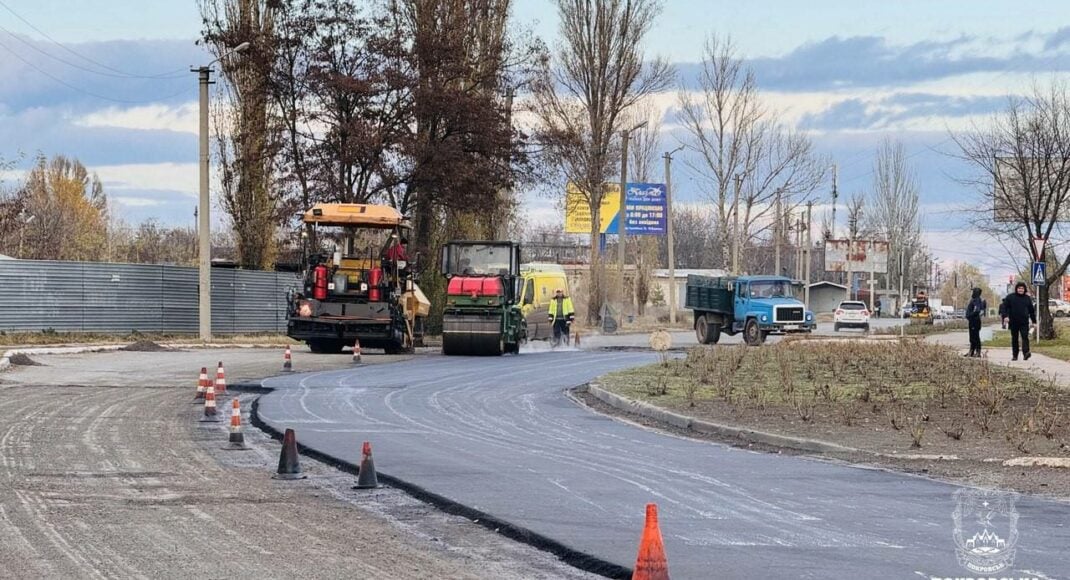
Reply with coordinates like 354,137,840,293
3,0,1070,286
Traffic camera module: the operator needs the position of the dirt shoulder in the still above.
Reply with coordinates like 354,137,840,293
590,339,1070,500
0,350,594,579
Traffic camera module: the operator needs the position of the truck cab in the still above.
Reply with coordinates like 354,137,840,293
686,274,815,346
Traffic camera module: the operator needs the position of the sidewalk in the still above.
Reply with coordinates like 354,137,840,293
926,330,1070,389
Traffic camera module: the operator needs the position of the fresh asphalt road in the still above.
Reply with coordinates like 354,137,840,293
258,350,1069,579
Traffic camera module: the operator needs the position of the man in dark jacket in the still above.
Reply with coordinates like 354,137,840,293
965,287,986,357
1001,282,1036,361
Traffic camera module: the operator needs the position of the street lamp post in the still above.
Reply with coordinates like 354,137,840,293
192,41,250,342
617,120,647,324
663,145,685,325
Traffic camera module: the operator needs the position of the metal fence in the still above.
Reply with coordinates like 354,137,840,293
0,260,300,334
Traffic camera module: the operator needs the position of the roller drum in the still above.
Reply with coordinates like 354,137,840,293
442,313,504,356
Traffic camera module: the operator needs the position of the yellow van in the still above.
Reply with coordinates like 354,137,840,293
519,263,570,340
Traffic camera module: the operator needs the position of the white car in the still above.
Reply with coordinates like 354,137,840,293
834,301,870,332
1049,299,1070,317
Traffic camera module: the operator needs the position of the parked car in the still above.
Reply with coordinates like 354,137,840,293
834,300,870,332
1049,299,1070,317
952,309,966,319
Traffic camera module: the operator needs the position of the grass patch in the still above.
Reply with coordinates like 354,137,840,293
598,340,1070,455
873,318,994,336
0,329,298,348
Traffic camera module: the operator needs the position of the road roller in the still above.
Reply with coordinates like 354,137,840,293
440,240,527,355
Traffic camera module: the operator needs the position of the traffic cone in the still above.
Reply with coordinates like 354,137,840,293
195,367,208,400
352,338,362,365
632,503,669,580
215,361,227,395
273,428,305,479
282,346,293,372
199,382,220,422
353,441,379,489
225,398,246,449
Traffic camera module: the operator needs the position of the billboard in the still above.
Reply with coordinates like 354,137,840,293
824,239,889,273
624,183,667,235
565,182,621,234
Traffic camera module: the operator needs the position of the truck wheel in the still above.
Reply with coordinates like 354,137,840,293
696,315,714,344
834,323,840,332
744,319,764,346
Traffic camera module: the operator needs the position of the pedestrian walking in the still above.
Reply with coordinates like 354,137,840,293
875,299,882,319
1001,282,1036,361
965,287,986,358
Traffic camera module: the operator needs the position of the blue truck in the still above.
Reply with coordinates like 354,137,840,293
685,274,815,346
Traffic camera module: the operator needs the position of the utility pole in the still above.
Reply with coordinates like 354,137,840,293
732,174,741,275
195,65,213,342
192,41,249,343
795,215,803,280
774,188,782,276
664,146,684,324
618,121,647,320
805,201,812,307
899,248,905,338
846,237,854,301
829,164,838,240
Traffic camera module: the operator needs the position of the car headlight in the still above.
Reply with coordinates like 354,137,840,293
760,314,768,322
806,313,813,321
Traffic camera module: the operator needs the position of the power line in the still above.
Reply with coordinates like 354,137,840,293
0,36,193,104
0,0,189,80
0,25,186,81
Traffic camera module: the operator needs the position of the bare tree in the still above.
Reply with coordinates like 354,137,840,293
677,36,827,272
954,83,1070,338
868,139,922,295
200,0,281,270
530,0,672,323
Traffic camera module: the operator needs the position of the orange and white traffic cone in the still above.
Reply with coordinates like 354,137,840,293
352,338,362,365
632,503,670,580
283,346,293,372
215,361,227,395
195,367,208,401
353,441,378,489
200,382,220,422
225,398,246,449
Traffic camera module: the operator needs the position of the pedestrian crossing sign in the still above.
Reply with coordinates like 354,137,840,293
1032,261,1046,285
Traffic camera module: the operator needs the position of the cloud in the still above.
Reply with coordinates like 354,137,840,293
76,103,199,135
798,92,1008,131
677,31,1070,94
0,31,208,112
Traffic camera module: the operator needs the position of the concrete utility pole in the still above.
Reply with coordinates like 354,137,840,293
732,174,742,275
899,248,905,338
618,121,647,319
193,41,249,342
795,215,803,280
805,201,812,307
664,146,684,324
774,188,782,276
846,237,854,301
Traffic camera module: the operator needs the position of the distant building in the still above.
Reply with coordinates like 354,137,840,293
808,281,848,313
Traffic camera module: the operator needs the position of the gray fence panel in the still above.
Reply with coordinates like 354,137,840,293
0,260,296,335
0,260,86,331
161,266,198,334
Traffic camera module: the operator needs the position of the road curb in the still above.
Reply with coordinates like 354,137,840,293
0,343,296,373
582,383,858,455
247,388,633,579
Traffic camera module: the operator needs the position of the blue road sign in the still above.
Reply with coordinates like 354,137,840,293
623,183,667,235
1033,261,1047,286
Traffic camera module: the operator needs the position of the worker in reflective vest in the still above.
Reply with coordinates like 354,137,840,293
548,288,575,342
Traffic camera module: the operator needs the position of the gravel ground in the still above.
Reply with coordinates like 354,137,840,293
0,348,597,579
